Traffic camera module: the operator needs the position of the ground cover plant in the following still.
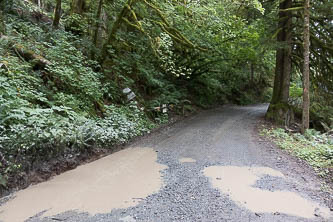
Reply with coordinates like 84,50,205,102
262,128,333,182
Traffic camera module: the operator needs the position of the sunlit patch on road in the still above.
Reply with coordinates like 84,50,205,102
203,166,331,219
0,148,167,222
120,215,136,222
179,158,196,163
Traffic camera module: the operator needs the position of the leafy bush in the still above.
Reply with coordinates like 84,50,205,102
44,31,103,113
64,14,89,35
157,33,192,78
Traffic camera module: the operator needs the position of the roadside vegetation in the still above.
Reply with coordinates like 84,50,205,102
262,128,333,183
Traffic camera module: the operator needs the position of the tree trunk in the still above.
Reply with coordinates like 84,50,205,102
52,0,62,28
301,0,310,133
37,0,41,9
250,63,254,84
93,0,103,47
266,0,293,125
71,0,86,15
0,10,5,36
91,0,104,59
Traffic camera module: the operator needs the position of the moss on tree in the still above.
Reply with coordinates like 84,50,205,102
266,103,294,126
0,11,5,36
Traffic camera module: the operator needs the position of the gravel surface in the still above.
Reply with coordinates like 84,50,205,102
13,105,333,221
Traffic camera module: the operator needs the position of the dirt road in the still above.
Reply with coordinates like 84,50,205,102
0,104,332,221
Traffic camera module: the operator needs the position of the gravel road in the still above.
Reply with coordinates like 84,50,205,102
2,104,333,222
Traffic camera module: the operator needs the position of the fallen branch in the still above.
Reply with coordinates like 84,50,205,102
0,36,51,69
13,43,51,69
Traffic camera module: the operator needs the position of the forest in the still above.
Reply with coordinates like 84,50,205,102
0,0,332,193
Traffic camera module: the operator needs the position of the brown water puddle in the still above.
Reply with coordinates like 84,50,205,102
203,166,331,219
0,148,167,222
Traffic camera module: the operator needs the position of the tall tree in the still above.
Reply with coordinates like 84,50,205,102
301,0,310,133
71,0,86,15
0,10,5,36
93,0,104,47
37,0,42,9
266,0,293,125
52,0,62,28
101,0,138,62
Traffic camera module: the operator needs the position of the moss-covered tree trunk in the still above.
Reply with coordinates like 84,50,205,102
91,0,105,59
71,0,86,15
93,0,103,47
101,0,137,62
266,0,293,126
93,0,103,46
52,0,62,28
0,10,5,36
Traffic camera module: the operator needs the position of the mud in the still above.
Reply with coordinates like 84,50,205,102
0,148,167,222
203,166,331,219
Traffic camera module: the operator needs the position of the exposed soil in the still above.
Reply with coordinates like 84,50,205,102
0,148,167,222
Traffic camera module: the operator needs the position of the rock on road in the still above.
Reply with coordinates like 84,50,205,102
0,104,332,222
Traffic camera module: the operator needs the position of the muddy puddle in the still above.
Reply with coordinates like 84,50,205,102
0,147,167,222
203,166,331,219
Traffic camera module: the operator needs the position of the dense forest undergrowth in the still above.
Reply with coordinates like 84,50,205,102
0,0,332,195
